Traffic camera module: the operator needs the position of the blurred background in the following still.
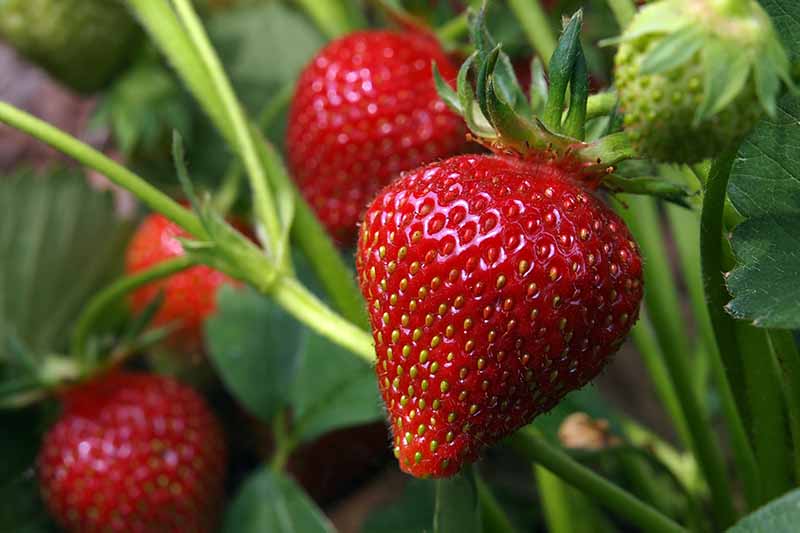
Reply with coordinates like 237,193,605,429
0,1,701,531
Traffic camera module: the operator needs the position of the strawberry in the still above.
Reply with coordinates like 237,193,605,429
286,30,467,243
125,212,242,354
0,0,141,93
613,0,792,163
37,372,227,532
356,154,643,477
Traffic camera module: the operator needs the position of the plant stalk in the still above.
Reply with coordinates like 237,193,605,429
667,201,760,509
616,195,736,527
70,257,197,360
768,329,800,483
607,0,637,29
172,0,284,260
510,427,687,533
271,276,375,363
0,103,203,237
294,0,356,39
507,0,557,65
475,473,519,533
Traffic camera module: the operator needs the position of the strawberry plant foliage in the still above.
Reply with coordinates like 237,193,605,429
0,171,132,361
223,468,334,533
726,94,800,328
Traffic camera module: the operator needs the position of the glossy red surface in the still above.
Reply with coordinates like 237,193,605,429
356,155,643,477
38,373,227,532
125,213,237,354
286,30,467,243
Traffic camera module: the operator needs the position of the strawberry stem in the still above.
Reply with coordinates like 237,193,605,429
475,473,519,533
436,11,469,45
294,0,360,39
507,0,557,65
0,102,204,237
605,0,637,29
215,82,295,215
171,0,286,266
766,329,800,484
666,196,760,510
510,427,687,533
70,257,197,363
616,195,737,527
270,277,375,363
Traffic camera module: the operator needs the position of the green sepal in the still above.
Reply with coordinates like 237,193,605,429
697,40,752,122
604,174,692,207
563,47,589,140
639,25,704,75
599,1,686,47
454,52,496,139
528,57,549,115
433,62,463,114
542,10,584,132
467,5,527,114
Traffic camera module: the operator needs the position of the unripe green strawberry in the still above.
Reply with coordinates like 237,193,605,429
0,0,141,93
613,0,793,163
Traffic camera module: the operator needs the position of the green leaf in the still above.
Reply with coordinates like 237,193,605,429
205,286,303,423
209,3,324,116
363,479,435,533
759,0,800,63
728,487,800,532
434,470,482,533
223,468,334,533
0,170,132,361
639,26,703,75
727,94,800,328
697,41,752,121
291,331,383,442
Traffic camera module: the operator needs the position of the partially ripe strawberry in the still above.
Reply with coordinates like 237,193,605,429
356,155,643,478
614,0,791,163
125,212,240,353
286,30,467,243
38,372,227,532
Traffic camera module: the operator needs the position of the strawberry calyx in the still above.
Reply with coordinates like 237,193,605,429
604,0,794,121
435,7,690,203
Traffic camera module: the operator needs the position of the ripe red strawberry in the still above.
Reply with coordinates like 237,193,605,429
126,212,241,353
356,154,643,478
286,30,467,243
38,372,227,532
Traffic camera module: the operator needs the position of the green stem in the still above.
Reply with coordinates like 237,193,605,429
269,409,296,472
291,198,368,328
294,0,356,39
507,0,557,65
70,257,197,360
510,427,687,533
271,276,374,363
667,202,760,509
699,152,749,430
736,323,793,500
127,0,234,143
616,195,736,527
629,313,692,448
215,82,295,214
475,473,519,533
436,11,470,45
0,102,203,237
172,0,284,260
606,0,637,29
586,92,617,120
768,329,800,483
